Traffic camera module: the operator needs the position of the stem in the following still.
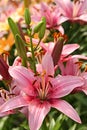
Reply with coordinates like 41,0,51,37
29,32,36,73
24,0,30,8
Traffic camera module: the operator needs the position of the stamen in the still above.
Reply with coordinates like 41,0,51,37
74,0,80,3
40,82,42,89
84,64,87,72
41,70,46,76
48,75,53,78
0,89,8,100
49,81,53,88
75,61,83,69
32,80,37,85
53,32,68,42
12,85,16,90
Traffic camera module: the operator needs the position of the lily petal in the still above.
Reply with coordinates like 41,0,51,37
49,76,84,98
28,100,51,130
0,95,30,113
9,66,35,96
72,55,87,60
51,99,81,123
55,0,73,17
0,111,13,117
42,53,54,77
62,44,80,57
80,72,87,94
79,0,87,14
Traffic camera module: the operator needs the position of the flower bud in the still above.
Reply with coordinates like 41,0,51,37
52,38,64,66
34,21,44,33
0,55,11,80
24,8,31,25
39,17,46,40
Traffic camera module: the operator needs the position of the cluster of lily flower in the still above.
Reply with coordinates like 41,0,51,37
0,0,87,130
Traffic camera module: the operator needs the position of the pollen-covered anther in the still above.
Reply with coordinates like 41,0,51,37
53,32,68,42
74,0,80,3
75,61,83,69
84,64,87,72
0,89,9,101
41,70,46,77
48,75,53,78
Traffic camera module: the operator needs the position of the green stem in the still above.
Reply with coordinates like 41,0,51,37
24,0,30,8
29,33,36,73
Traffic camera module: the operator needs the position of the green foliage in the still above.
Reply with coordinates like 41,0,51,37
15,34,27,67
38,17,46,40
8,18,20,38
0,113,28,130
34,21,44,33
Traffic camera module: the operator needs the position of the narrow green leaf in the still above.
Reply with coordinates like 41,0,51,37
8,17,20,37
15,34,27,67
52,114,65,130
69,124,77,130
49,118,55,130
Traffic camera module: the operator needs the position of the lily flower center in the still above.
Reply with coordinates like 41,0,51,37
33,71,53,100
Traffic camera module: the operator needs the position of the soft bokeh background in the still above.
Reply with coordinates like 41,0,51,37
0,0,87,130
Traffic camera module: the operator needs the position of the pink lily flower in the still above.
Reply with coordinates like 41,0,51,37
0,88,17,117
55,0,87,23
41,41,79,54
0,97,13,117
59,57,87,94
0,53,84,130
31,2,65,33
41,40,80,61
0,0,23,22
41,40,87,64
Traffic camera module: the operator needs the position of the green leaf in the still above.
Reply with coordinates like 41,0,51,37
15,34,27,67
49,118,55,130
69,124,77,130
8,17,20,37
52,114,65,130
24,8,31,25
40,119,48,130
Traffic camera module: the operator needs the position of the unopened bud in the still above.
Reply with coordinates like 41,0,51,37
34,21,44,33
52,38,64,66
0,55,11,80
24,8,31,25
39,17,46,40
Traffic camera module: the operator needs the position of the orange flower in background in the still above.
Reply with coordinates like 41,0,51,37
0,33,14,54
0,0,24,54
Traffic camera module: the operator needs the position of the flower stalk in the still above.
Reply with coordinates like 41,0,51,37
28,29,36,73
